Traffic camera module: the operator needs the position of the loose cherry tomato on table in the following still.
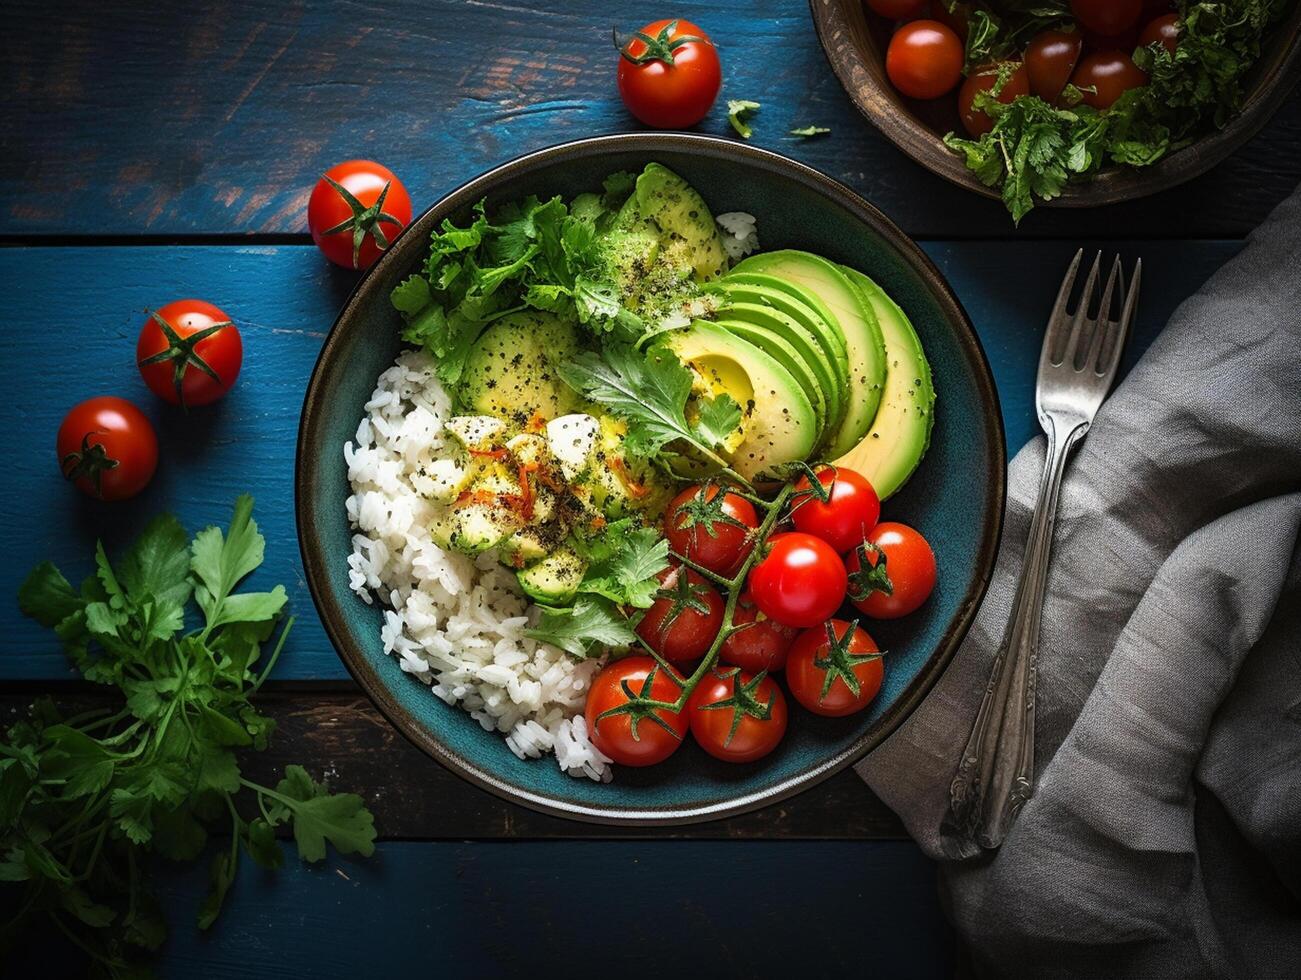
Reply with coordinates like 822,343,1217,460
1072,51,1148,109
1139,13,1179,54
664,483,757,576
845,521,937,619
958,62,1030,138
786,619,884,717
616,19,721,129
1023,30,1083,105
635,565,724,662
866,0,929,20
720,590,798,673
748,532,848,629
885,20,964,100
308,160,412,270
1070,0,1141,37
688,666,788,763
789,465,880,554
585,657,687,767
136,299,242,408
57,397,158,501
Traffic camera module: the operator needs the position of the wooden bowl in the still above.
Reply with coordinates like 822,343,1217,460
810,0,1301,206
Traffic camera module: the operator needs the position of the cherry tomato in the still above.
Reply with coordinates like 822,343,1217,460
136,299,242,408
1139,13,1179,53
688,667,788,763
845,521,937,619
585,656,687,766
57,397,158,501
1080,23,1140,51
636,565,724,662
748,532,848,629
885,20,964,100
616,19,721,129
1024,30,1083,105
957,62,1030,138
786,619,884,717
308,160,412,270
866,0,930,20
789,466,881,555
664,483,757,576
720,590,798,673
928,0,970,41
1072,51,1148,109
1070,0,1141,37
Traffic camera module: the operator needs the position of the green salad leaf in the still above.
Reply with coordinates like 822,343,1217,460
5,497,376,975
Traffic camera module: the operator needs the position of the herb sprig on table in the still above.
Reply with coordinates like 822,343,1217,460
3,496,376,977
944,0,1285,221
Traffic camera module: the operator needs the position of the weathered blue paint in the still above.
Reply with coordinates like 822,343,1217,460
0,241,1238,682
4,840,954,978
2,0,1298,239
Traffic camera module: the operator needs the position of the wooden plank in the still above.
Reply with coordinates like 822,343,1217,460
0,690,905,839
2,0,1297,239
3,839,953,978
0,241,1235,681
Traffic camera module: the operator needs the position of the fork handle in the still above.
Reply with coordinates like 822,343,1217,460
946,417,1085,854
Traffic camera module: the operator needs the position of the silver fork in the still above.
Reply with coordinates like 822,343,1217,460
945,249,1141,857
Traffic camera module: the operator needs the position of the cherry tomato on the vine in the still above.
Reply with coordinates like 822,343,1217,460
885,20,964,100
616,19,721,129
866,0,930,20
748,532,847,629
1070,0,1141,37
635,565,724,662
1023,30,1083,105
57,397,158,501
688,667,788,763
1072,51,1148,109
786,619,884,717
720,590,798,673
585,657,687,767
308,160,412,270
789,466,881,555
1139,13,1179,54
664,483,757,576
136,299,242,408
957,62,1030,139
845,521,937,619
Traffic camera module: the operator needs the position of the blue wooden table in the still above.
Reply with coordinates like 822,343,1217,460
2,1,1295,975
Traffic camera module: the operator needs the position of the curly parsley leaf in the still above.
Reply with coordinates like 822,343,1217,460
525,597,638,658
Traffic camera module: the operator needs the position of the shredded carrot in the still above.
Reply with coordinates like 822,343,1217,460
516,463,536,522
451,489,495,510
468,447,509,460
610,456,650,499
525,412,547,433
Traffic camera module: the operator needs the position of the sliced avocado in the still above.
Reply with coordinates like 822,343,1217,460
461,309,583,426
662,321,819,481
836,266,935,499
714,318,828,445
419,458,473,504
517,545,587,605
430,502,519,555
502,526,550,566
714,299,845,442
715,275,851,416
634,164,728,282
579,417,674,518
729,251,886,460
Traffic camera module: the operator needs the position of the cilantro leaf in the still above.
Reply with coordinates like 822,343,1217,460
17,562,84,629
692,393,744,452
269,766,376,863
575,525,670,609
789,125,831,138
525,597,638,658
728,100,761,139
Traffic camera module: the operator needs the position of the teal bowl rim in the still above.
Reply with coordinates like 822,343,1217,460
295,132,1006,825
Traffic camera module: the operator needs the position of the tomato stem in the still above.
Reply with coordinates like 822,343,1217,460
137,311,232,410
613,20,707,67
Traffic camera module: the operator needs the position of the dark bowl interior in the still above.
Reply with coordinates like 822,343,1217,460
296,133,1005,824
811,0,1301,206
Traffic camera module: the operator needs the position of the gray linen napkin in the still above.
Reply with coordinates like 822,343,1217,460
856,186,1301,978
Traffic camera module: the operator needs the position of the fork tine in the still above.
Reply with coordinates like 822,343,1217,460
1042,248,1083,366
1081,256,1123,371
1097,258,1141,380
1062,251,1102,366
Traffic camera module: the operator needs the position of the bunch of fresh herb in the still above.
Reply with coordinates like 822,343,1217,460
390,172,644,390
944,0,1285,221
3,496,375,976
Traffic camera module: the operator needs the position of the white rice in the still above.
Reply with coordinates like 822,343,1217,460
344,349,614,782
716,211,760,260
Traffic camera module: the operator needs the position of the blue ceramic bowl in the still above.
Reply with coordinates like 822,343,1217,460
296,133,1004,824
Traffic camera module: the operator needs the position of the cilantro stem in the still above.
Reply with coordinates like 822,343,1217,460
252,616,294,691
